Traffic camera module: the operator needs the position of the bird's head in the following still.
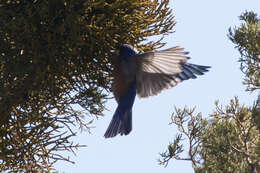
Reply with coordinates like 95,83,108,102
119,44,138,61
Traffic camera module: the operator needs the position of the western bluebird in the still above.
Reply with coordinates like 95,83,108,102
104,44,210,138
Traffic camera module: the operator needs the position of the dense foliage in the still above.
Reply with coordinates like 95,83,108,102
0,0,175,171
229,11,260,91
159,11,260,173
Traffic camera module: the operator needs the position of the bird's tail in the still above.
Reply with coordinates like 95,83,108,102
104,107,132,138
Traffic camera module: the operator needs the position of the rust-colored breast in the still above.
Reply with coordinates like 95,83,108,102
112,58,128,102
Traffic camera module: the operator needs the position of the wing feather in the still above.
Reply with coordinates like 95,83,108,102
133,46,210,98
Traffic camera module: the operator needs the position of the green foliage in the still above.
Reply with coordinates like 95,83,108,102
196,98,259,173
159,11,260,173
159,99,260,173
0,0,175,171
229,11,260,91
158,107,207,167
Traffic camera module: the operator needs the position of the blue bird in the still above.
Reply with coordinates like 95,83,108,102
104,44,210,138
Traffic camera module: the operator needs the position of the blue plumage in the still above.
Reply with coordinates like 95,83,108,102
104,82,136,137
119,44,137,61
104,44,210,138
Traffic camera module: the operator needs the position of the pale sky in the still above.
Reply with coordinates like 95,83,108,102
55,0,260,172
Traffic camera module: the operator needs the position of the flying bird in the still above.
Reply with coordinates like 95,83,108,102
104,44,210,138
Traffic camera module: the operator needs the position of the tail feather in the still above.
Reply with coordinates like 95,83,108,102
104,109,132,138
120,110,132,135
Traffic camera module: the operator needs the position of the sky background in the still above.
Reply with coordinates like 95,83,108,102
56,0,260,172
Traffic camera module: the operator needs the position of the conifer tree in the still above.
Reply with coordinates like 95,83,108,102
0,0,175,171
159,11,260,173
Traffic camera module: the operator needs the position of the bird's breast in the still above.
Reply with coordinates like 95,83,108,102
112,61,129,102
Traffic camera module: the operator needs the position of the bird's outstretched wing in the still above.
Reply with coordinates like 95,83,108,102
132,46,210,97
